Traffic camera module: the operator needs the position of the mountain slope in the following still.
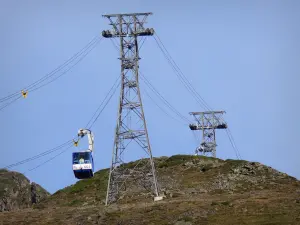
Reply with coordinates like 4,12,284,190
0,155,300,225
0,169,50,212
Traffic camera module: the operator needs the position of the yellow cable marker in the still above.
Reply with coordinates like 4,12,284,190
21,90,28,98
73,140,79,147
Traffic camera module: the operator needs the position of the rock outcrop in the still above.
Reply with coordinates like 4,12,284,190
0,169,49,212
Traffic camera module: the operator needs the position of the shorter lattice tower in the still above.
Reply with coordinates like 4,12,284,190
189,111,227,157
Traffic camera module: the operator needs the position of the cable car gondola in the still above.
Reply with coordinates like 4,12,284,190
72,129,95,179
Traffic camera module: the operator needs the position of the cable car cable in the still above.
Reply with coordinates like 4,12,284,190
0,96,22,112
29,39,101,93
25,36,101,92
25,144,74,174
153,34,212,111
85,75,121,129
0,37,101,112
0,35,102,103
153,35,210,111
226,128,242,160
141,85,187,125
140,72,191,124
88,80,120,129
4,139,74,169
0,36,100,102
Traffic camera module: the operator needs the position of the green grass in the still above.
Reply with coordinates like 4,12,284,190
42,168,110,208
67,199,81,206
181,216,193,222
221,201,230,206
225,159,247,164
54,169,109,195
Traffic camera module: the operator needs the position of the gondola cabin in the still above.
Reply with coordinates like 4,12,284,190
72,151,94,179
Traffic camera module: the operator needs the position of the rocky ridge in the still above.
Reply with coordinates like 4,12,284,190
0,169,50,212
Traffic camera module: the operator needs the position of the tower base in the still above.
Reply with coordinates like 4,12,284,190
154,196,164,201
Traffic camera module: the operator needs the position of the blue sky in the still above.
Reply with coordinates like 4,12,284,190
0,0,299,194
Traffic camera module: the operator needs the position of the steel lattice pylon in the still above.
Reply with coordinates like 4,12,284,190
189,111,227,157
102,12,161,205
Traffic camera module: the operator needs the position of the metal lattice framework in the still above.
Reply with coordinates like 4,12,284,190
189,111,227,157
102,12,161,205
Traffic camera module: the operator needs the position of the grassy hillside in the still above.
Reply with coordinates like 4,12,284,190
1,155,300,225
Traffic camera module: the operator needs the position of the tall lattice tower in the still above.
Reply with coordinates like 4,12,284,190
102,12,161,205
189,111,227,157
